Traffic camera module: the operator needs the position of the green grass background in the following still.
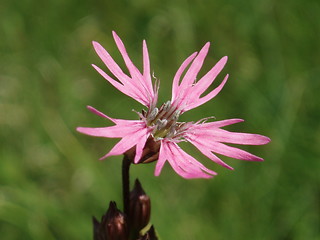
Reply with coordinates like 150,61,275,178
1,0,319,239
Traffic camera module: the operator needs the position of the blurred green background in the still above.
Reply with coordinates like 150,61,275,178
1,0,319,239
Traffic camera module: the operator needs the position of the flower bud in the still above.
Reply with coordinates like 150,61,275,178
93,201,129,240
93,216,102,240
129,179,151,233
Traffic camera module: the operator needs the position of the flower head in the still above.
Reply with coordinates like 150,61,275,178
77,31,270,179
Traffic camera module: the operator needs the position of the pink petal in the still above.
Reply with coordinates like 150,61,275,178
189,56,228,100
112,32,152,104
187,120,270,146
92,41,132,85
92,33,156,107
142,40,154,98
112,31,142,81
179,43,210,89
86,106,144,126
76,121,145,138
196,118,244,128
171,52,198,102
174,43,210,109
187,137,234,169
99,137,134,160
134,129,150,164
92,64,148,106
170,143,217,176
167,142,216,179
76,126,122,138
154,141,167,176
207,142,264,161
155,141,216,179
92,41,149,103
91,64,125,91
184,74,229,111
87,106,117,123
198,129,271,145
157,143,193,178
100,127,148,160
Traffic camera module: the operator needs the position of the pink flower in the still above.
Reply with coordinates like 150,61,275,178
77,31,270,179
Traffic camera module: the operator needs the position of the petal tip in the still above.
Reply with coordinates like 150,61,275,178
191,51,198,57
112,31,120,41
226,165,234,170
99,152,111,160
252,157,264,162
204,42,210,48
200,42,210,54
86,105,97,113
76,127,83,133
134,156,140,164
265,137,271,144
254,135,271,145
92,41,101,50
154,170,160,177
222,55,228,63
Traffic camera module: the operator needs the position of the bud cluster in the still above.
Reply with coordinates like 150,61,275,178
93,179,157,240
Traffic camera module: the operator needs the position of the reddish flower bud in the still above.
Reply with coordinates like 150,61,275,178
93,216,103,240
129,179,151,234
105,202,129,240
93,201,129,240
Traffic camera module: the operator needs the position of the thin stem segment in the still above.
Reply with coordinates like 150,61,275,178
122,155,131,218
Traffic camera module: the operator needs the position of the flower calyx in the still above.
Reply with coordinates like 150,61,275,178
129,179,151,235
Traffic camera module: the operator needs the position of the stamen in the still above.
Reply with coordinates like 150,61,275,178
163,101,171,112
141,109,147,117
132,109,145,121
172,110,181,121
195,116,216,124
156,119,168,130
143,99,189,141
147,107,159,121
166,125,177,138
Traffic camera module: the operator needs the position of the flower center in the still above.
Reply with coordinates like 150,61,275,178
143,101,186,141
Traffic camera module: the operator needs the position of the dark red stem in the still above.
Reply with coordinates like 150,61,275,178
122,155,131,218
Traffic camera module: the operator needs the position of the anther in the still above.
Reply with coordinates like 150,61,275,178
166,126,177,138
156,119,168,130
147,107,159,121
172,110,181,121
163,101,171,112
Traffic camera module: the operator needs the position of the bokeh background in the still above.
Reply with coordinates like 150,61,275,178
1,0,319,239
